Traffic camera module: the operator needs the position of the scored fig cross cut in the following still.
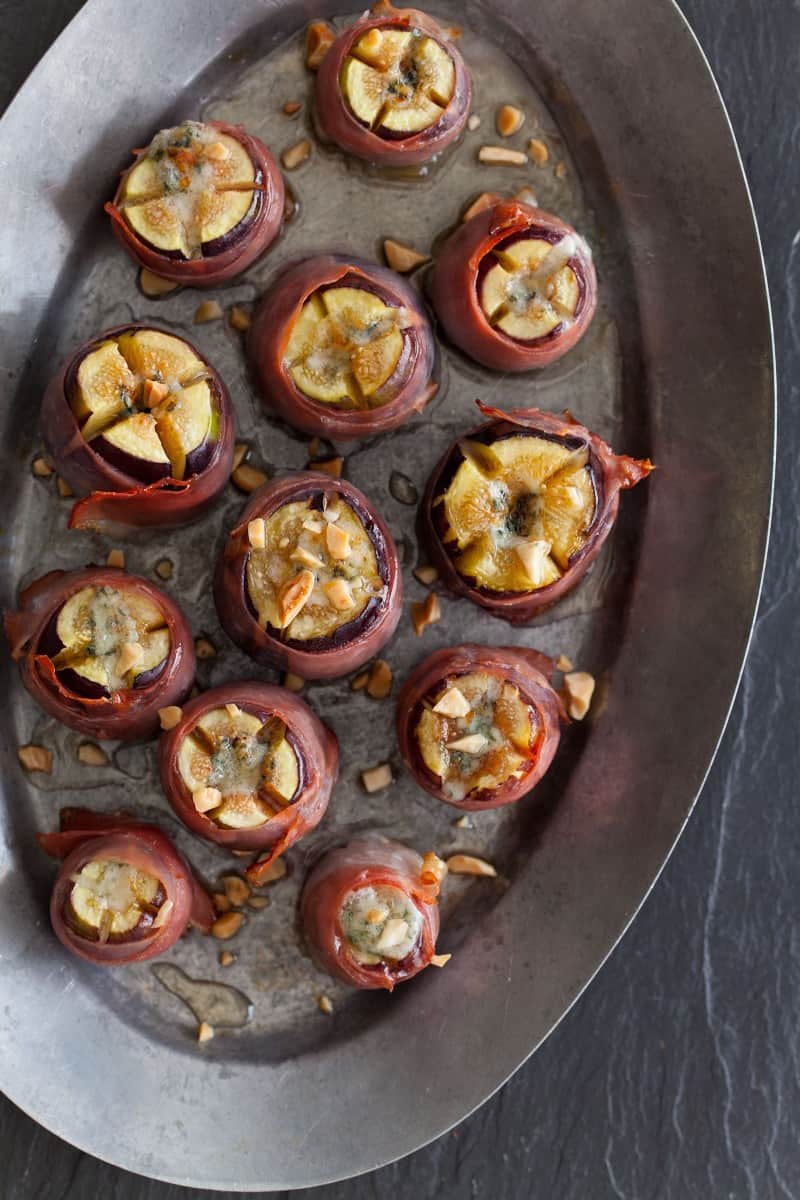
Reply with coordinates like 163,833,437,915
341,27,456,134
480,234,585,341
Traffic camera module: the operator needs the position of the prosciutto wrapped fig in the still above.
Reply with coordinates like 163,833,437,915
315,2,471,167
5,566,195,739
301,836,444,990
105,120,284,286
214,472,402,679
42,324,234,530
429,200,597,371
422,403,653,622
249,255,437,440
159,681,338,880
397,644,564,810
39,808,214,966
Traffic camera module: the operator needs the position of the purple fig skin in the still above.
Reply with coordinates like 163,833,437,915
183,435,216,479
54,668,109,700
132,659,168,689
89,435,172,485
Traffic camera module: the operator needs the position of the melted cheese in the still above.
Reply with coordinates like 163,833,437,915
70,859,161,937
340,884,423,964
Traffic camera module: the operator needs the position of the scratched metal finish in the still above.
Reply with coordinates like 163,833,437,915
0,0,772,1190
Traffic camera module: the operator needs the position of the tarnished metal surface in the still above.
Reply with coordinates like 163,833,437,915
0,0,773,1190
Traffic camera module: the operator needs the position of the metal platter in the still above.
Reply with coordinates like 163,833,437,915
0,0,773,1189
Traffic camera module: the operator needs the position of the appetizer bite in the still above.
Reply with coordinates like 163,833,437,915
397,644,564,809
5,567,195,740
159,681,338,879
315,2,471,167
105,120,284,286
422,403,653,622
429,200,597,371
249,255,437,440
215,472,402,679
301,837,444,990
38,808,214,966
42,325,234,529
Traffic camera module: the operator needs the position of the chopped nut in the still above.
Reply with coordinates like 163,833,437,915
154,558,173,580
194,299,223,324
515,539,552,585
514,185,538,208
204,140,230,161
247,895,270,910
228,305,251,332
254,857,287,883
350,671,369,692
56,476,73,498
219,950,235,967
325,522,351,560
324,578,355,611
139,267,179,297
446,854,497,878
446,733,487,754
77,742,109,767
282,672,305,693
317,993,334,1015
303,516,324,534
420,851,448,886
528,137,549,166
231,442,249,471
279,536,291,549
479,145,527,166
232,463,268,493
562,670,595,720
366,906,389,924
222,875,251,907
141,378,170,408
106,547,125,569
496,104,524,137
309,456,343,477
17,744,52,774
247,517,267,549
554,160,567,178
197,1021,215,1043
283,99,302,115
413,564,439,586
467,114,481,131
366,659,392,699
361,762,393,793
211,911,244,940
32,456,53,478
411,591,441,636
431,953,452,968
306,19,335,69
278,569,315,626
117,642,144,675
376,918,408,952
454,814,473,829
213,892,232,914
291,544,325,570
281,139,312,170
462,191,502,222
158,705,182,731
556,653,573,672
359,27,383,56
195,636,216,660
433,686,471,718
152,899,174,928
383,239,429,274
193,786,222,814
225,703,242,720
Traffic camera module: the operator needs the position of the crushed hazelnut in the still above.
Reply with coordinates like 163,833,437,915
106,548,125,569
366,659,392,699
350,671,369,692
193,786,222,814
361,762,393,793
228,306,251,332
446,733,487,754
411,592,441,636
291,545,325,570
324,578,355,611
413,564,438,586
562,671,595,720
141,378,170,408
211,911,244,940
528,137,549,165
213,892,232,914
197,1021,215,1043
514,185,538,208
496,104,524,137
479,145,527,166
431,953,452,968
204,140,230,161
154,558,173,580
56,477,73,498
281,140,312,170
446,854,497,878
219,950,235,967
309,457,343,477
325,522,351,560
222,875,251,907
306,20,335,69
278,570,315,625
376,918,408,952
366,906,389,924
383,239,430,274
194,299,223,324
454,814,473,829
77,742,109,767
420,851,448,886
117,642,144,675
247,517,267,549
283,99,302,115
254,857,287,883
32,456,53,478
556,653,574,672
17,744,53,773
433,686,471,718
225,703,242,719
317,993,334,1015
247,895,270,910
158,705,183,731
303,517,324,533
152,899,174,929
139,267,179,297
231,442,248,471
554,160,567,178
232,463,268,493
467,114,481,131
515,539,552,586
462,191,502,222
195,636,216,660
282,672,305,693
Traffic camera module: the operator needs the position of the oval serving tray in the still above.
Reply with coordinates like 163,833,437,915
0,0,773,1190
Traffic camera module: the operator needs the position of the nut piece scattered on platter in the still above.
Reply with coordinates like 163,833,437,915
214,472,402,680
41,325,234,529
396,644,565,810
300,836,444,990
4,567,196,740
159,681,338,880
315,2,471,166
421,403,653,623
429,199,598,371
37,808,215,966
105,120,284,286
249,254,437,440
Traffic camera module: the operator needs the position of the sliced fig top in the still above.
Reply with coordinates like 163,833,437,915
65,856,167,945
477,230,589,343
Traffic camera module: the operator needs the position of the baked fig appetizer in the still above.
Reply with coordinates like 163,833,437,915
422,403,653,622
159,681,338,881
214,472,402,680
315,2,471,167
42,325,234,530
38,808,214,966
301,837,445,990
105,120,284,286
5,566,195,740
397,644,565,810
249,255,437,440
429,200,597,371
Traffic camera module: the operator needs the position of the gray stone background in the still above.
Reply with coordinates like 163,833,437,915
0,0,797,1196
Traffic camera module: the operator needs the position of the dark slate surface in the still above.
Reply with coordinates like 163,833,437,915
1,0,796,1196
